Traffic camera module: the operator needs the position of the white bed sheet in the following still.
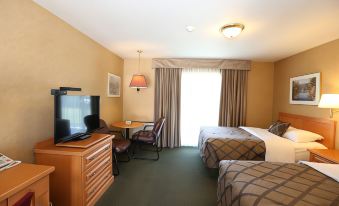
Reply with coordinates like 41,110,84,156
240,127,327,163
300,161,339,182
240,127,295,163
292,141,327,162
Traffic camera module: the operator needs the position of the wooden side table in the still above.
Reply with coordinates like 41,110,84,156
308,149,339,164
111,121,144,139
0,163,54,206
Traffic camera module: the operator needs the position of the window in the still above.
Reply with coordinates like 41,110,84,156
180,69,221,146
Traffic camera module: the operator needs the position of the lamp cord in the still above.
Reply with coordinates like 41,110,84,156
137,50,142,74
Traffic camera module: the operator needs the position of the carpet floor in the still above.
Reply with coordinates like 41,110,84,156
96,147,219,206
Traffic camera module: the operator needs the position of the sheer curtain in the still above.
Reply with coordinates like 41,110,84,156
180,69,221,146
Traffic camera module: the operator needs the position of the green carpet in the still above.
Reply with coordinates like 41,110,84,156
96,147,218,206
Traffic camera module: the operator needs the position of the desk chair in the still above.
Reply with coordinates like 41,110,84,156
96,119,131,176
131,117,166,160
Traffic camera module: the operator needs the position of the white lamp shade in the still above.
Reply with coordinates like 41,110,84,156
318,94,339,108
222,27,242,38
220,24,244,38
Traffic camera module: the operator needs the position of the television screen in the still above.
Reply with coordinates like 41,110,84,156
54,95,100,144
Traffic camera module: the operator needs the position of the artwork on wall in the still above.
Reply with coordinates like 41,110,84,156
107,73,121,97
290,72,320,105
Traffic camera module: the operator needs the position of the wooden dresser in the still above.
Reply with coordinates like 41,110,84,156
34,133,114,206
0,163,54,206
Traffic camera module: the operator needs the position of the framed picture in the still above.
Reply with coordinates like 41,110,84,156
290,73,320,105
107,73,121,97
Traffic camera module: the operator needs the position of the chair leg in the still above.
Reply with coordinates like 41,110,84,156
133,142,159,161
158,137,163,152
155,144,159,160
126,149,131,161
113,152,120,176
117,149,131,162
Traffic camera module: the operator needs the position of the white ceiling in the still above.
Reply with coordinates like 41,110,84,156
34,0,339,61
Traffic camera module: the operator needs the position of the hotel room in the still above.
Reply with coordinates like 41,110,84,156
0,0,338,206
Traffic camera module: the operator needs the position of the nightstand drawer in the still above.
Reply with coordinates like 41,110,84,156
309,149,339,164
310,153,337,164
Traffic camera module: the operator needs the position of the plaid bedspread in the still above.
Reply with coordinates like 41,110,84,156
198,127,265,168
218,161,339,206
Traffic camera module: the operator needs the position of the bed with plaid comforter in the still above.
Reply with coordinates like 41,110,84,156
217,160,339,206
198,127,265,168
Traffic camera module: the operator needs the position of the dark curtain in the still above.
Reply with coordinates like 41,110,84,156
154,68,182,148
219,69,248,127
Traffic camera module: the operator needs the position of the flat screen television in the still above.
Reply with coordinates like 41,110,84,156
54,95,100,144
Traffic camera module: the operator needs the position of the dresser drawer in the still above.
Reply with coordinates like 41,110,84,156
84,141,111,170
85,166,112,203
85,154,112,185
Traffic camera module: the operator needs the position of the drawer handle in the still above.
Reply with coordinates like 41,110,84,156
87,145,111,161
89,172,96,178
89,187,97,196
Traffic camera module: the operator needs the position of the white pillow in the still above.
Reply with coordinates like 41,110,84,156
283,127,324,143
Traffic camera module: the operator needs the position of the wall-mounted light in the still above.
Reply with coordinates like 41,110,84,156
129,50,147,92
318,94,339,118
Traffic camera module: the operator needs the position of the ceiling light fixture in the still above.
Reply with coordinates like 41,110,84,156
185,25,195,32
129,50,147,92
220,23,245,38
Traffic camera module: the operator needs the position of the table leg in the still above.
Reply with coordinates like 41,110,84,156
126,128,130,139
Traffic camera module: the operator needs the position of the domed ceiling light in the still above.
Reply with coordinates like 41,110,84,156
220,23,245,38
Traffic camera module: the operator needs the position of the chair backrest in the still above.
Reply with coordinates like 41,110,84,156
152,117,166,138
96,119,111,134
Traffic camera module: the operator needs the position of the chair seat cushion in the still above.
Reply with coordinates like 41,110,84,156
132,130,155,143
113,138,131,153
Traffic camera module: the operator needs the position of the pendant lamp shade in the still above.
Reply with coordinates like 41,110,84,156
129,74,147,89
130,50,147,91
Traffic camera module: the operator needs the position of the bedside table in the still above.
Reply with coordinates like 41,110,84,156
308,149,339,164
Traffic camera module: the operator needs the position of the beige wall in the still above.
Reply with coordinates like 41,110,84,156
246,62,274,128
273,39,339,149
0,0,124,162
123,59,274,127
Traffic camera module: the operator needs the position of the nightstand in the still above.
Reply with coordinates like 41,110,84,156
308,149,339,164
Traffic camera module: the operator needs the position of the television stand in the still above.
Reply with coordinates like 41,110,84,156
74,134,91,141
55,133,112,149
34,134,114,206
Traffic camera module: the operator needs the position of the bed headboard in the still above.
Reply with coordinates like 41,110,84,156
279,112,336,149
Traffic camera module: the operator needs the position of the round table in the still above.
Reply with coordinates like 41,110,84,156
111,121,144,139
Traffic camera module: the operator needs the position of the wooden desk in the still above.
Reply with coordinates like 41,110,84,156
111,121,144,138
34,133,114,206
308,149,339,164
0,163,54,206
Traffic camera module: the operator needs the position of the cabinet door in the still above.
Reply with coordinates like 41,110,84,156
8,176,50,206
0,200,7,206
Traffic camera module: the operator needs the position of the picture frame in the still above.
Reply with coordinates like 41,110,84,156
289,72,320,105
107,73,121,97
